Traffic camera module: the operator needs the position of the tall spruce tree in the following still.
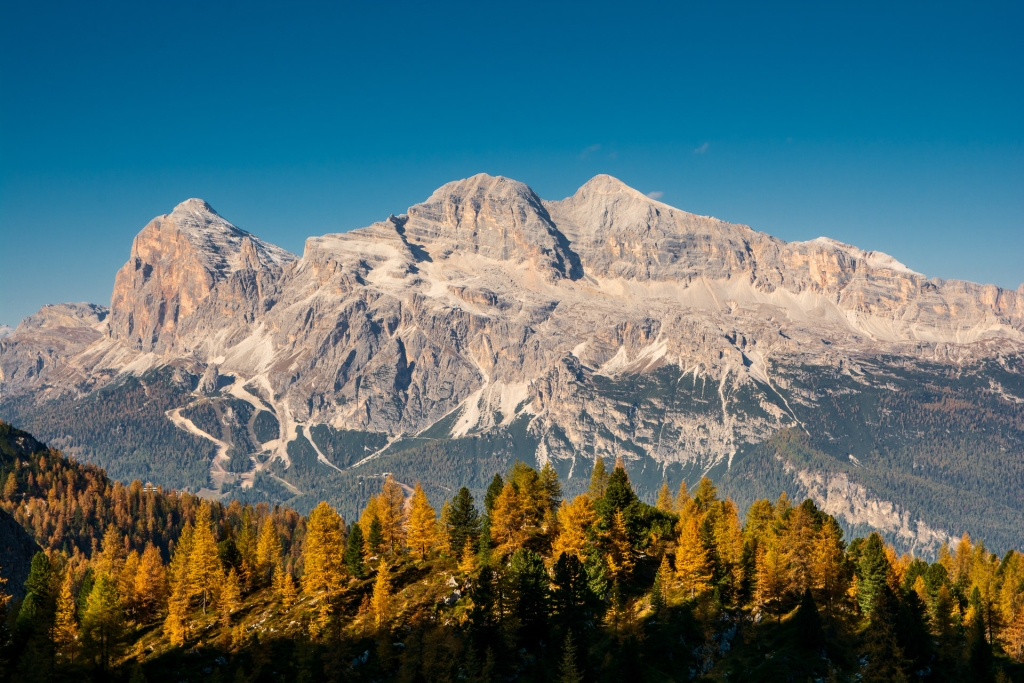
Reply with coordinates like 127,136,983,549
484,474,504,514
858,532,892,616
345,522,366,577
448,487,481,556
588,456,609,500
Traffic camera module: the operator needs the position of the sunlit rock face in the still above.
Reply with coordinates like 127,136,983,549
2,174,1023,552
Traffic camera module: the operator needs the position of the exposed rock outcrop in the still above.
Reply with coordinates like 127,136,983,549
1,174,1022,550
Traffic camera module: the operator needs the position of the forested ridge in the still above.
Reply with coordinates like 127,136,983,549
1,420,1024,682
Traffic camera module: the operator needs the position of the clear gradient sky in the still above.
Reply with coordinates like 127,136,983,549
1,1,1021,327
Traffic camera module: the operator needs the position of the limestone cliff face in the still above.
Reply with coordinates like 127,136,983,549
0,303,107,385
108,198,296,352
2,173,1023,471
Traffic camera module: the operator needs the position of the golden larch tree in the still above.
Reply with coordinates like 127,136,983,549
220,568,241,631
552,494,598,561
372,561,393,631
675,515,711,599
811,518,846,612
255,516,283,586
755,540,790,622
118,550,140,616
713,499,745,597
133,542,167,622
188,501,223,614
164,523,193,646
302,501,346,599
405,482,438,560
378,475,407,554
655,482,673,513
490,482,528,557
603,510,635,581
53,565,79,664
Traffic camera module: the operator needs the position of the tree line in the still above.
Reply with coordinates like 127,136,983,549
2,422,1024,682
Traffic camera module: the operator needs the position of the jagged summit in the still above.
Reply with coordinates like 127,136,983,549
172,197,219,215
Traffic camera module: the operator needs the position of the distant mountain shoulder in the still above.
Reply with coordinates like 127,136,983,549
1,174,1022,553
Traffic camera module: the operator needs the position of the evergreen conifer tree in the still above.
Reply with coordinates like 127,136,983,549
366,514,385,557
448,487,481,557
345,522,366,577
81,572,124,671
558,630,583,683
484,474,504,514
858,532,892,616
588,456,609,500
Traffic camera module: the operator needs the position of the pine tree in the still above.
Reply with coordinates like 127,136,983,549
558,629,583,683
406,482,437,560
650,554,670,616
484,474,504,514
81,572,124,671
372,561,392,631
553,494,598,561
255,516,283,586
478,515,493,567
655,481,673,513
602,465,636,515
491,481,528,556
676,515,712,599
366,515,385,557
508,548,550,649
861,585,910,683
539,461,562,511
302,501,345,601
858,532,892,616
188,501,223,614
378,475,407,554
53,565,79,664
692,477,719,514
344,522,366,578
448,487,481,557
588,457,609,500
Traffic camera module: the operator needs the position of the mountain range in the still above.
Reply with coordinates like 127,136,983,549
2,174,1022,553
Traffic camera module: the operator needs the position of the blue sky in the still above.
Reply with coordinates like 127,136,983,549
1,1,1021,327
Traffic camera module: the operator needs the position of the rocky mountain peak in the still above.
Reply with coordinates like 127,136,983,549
107,199,296,352
172,197,219,215
401,173,581,279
